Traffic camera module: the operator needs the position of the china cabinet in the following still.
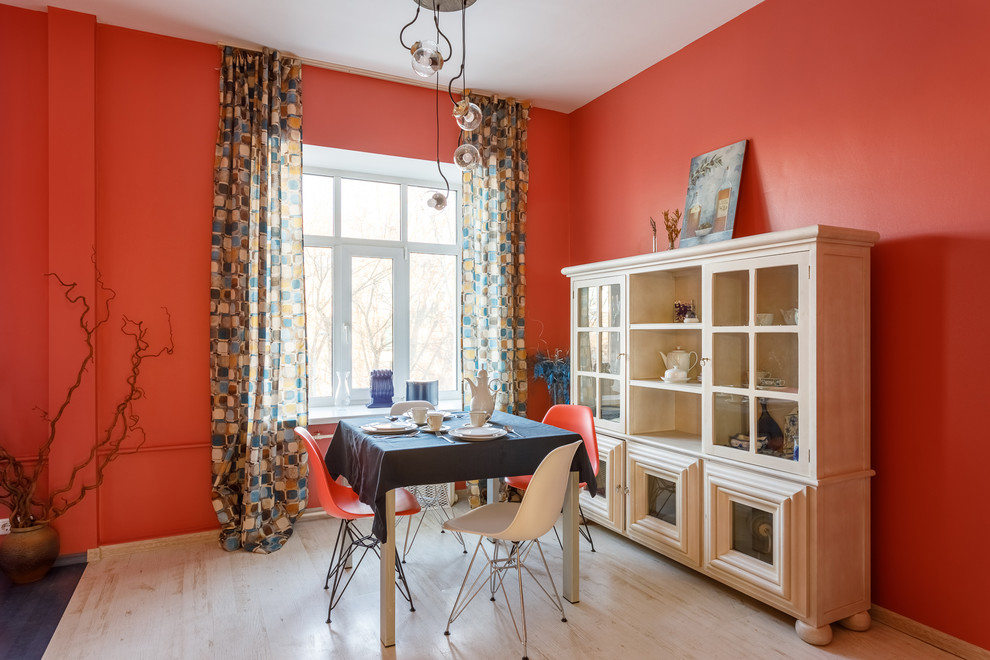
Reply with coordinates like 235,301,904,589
568,225,877,645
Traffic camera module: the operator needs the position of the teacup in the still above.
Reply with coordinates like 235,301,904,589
469,410,491,427
409,407,429,424
426,411,444,432
756,313,774,326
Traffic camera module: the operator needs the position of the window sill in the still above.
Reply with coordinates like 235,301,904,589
309,396,464,425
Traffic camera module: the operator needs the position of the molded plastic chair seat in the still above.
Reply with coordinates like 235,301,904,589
389,400,434,415
330,484,420,519
442,501,521,537
442,440,582,660
294,426,421,623
505,404,600,552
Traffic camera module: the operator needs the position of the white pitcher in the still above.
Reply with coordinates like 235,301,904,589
464,368,496,415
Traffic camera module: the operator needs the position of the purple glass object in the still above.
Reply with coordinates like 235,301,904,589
367,369,395,408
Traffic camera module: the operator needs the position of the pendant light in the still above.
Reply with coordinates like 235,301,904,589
446,0,482,171
453,142,481,170
398,2,455,78
400,0,482,207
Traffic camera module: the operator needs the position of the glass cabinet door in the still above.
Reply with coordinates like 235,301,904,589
705,462,807,607
574,277,624,431
704,255,807,475
626,443,702,567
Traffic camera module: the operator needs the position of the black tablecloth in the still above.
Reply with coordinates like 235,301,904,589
325,411,598,543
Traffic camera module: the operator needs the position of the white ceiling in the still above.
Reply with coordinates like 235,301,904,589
10,0,763,113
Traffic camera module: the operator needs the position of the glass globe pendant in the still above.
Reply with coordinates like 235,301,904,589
411,40,444,77
452,99,482,131
426,190,448,211
454,143,482,171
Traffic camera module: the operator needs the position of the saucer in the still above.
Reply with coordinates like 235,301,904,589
662,376,689,383
423,426,450,434
449,426,507,441
361,421,418,435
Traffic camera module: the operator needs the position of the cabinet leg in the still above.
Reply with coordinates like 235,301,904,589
795,620,833,646
839,610,872,632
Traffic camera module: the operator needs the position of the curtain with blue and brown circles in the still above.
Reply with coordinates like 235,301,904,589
460,95,529,417
210,46,308,553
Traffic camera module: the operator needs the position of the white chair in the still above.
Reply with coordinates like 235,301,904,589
388,400,434,416
387,401,466,561
442,440,582,660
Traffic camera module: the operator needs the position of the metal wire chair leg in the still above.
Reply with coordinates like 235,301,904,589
515,543,529,660
551,503,596,551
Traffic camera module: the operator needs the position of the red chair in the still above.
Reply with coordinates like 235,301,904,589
505,404,600,552
294,427,422,623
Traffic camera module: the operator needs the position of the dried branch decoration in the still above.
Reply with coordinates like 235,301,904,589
0,266,174,528
660,209,682,249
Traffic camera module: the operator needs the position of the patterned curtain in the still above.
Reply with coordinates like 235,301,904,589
210,46,308,553
460,95,530,416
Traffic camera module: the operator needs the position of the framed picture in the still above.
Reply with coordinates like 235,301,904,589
679,139,747,247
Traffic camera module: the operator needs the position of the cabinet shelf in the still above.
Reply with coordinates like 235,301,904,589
630,322,703,331
627,430,702,454
631,378,702,393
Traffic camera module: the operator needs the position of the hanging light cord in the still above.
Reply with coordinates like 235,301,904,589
399,3,452,62
397,3,421,49
435,74,450,194
447,0,468,104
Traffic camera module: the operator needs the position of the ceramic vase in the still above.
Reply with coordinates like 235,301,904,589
334,371,351,407
0,523,60,584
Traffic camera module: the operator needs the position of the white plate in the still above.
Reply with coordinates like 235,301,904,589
361,421,418,435
449,426,507,441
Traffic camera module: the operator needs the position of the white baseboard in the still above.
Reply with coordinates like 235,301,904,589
872,605,990,659
85,511,332,562
87,530,218,562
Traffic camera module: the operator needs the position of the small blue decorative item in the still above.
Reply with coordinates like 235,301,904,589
367,369,394,408
532,349,570,406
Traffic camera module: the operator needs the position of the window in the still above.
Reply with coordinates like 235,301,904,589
302,146,461,407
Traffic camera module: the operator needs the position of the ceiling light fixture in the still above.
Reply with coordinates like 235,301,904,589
401,0,482,208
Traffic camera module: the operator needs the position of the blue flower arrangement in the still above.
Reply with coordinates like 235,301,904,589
532,349,570,405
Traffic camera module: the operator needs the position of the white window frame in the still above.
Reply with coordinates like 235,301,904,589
302,146,462,408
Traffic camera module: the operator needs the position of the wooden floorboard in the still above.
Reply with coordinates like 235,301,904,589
42,500,973,659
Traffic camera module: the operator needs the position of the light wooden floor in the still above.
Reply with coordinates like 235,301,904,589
46,499,962,660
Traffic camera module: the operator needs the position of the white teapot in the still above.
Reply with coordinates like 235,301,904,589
659,347,698,375
464,368,496,415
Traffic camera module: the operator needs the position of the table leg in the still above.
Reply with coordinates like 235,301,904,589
487,477,498,505
381,489,396,647
561,471,579,603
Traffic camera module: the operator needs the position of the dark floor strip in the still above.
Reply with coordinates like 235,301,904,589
0,562,86,660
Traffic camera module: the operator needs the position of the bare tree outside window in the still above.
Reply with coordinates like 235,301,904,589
301,154,460,407
351,257,394,389
303,247,333,398
410,253,456,390
341,179,399,241
408,185,456,245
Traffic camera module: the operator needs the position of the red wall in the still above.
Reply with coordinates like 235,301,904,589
567,0,990,650
0,6,572,546
3,0,987,650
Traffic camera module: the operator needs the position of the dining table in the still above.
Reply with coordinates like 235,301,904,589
325,409,598,647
